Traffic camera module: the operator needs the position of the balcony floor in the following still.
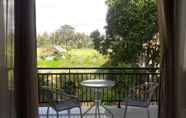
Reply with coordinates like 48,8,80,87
39,105,158,118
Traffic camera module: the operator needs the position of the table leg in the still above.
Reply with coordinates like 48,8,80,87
83,88,114,118
95,105,98,118
97,103,101,118
95,88,101,118
83,103,95,116
101,104,114,118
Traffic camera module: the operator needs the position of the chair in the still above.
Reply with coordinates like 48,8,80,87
123,82,159,118
41,86,83,118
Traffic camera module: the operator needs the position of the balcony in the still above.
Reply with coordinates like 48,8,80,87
38,67,159,118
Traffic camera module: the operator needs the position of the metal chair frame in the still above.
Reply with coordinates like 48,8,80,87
123,82,159,118
41,86,83,118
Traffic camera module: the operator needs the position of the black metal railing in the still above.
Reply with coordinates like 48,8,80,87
38,67,160,107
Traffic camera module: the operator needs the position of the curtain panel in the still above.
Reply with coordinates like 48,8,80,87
14,0,38,118
0,0,9,117
157,0,176,118
0,0,15,118
158,0,186,118
174,0,186,118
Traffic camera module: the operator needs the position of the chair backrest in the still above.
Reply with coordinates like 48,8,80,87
40,86,57,107
127,82,159,104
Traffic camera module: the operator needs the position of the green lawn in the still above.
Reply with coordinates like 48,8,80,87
37,48,110,67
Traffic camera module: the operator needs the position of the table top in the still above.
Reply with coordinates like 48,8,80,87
80,79,115,88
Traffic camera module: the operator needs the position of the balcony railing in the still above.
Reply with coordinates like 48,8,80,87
38,67,160,107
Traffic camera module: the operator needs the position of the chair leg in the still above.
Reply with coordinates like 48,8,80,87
97,104,101,118
79,107,83,118
95,105,98,118
67,109,71,118
146,108,150,118
123,105,128,118
47,107,50,118
56,111,59,118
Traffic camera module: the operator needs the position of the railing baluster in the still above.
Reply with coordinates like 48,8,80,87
37,68,160,106
103,73,105,102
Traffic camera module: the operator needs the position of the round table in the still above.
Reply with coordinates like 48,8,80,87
80,79,115,118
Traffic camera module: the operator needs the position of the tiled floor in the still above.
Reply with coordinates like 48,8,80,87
39,105,158,118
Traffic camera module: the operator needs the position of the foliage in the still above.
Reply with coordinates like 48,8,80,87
37,48,110,67
90,30,109,55
57,24,75,48
75,32,93,49
37,32,52,48
142,33,160,67
37,24,93,49
90,30,102,51
63,80,76,95
104,0,158,66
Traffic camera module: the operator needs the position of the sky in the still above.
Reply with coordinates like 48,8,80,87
36,0,108,35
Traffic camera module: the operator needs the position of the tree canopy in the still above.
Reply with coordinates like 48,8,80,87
104,0,158,66
90,30,102,51
37,25,93,49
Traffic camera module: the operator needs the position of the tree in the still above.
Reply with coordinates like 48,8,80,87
75,32,92,48
142,33,160,68
90,30,103,51
39,25,93,49
57,24,75,48
105,0,158,66
37,32,52,48
56,25,92,49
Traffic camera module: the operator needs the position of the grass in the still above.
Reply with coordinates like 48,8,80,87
37,48,110,67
